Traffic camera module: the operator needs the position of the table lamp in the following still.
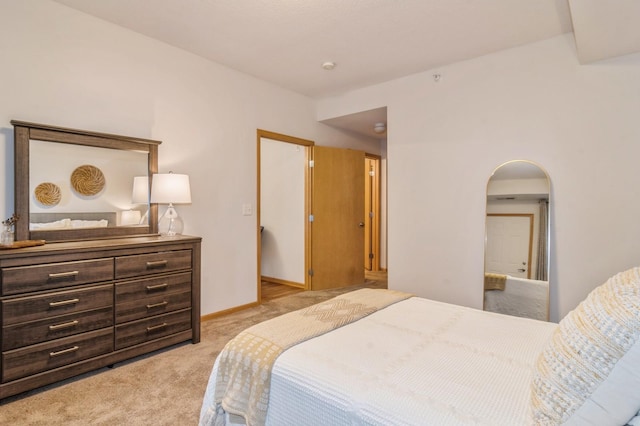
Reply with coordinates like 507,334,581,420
150,172,191,236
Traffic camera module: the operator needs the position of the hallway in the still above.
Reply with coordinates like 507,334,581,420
261,270,388,302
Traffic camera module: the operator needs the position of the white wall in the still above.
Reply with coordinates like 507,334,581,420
260,138,306,284
487,178,549,198
29,141,147,216
318,34,640,322
0,0,377,316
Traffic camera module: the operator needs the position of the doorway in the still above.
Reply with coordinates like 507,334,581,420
257,130,313,303
257,130,386,300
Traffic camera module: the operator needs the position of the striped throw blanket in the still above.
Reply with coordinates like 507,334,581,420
211,288,412,426
484,272,507,291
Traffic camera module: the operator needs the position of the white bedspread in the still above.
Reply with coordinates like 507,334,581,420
201,297,557,426
484,276,549,321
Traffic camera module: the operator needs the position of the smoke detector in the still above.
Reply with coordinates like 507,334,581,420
322,61,336,70
373,122,386,134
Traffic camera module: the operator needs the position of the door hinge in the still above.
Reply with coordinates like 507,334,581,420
309,160,314,168
369,253,374,259
309,214,314,222
308,269,314,276
369,211,374,218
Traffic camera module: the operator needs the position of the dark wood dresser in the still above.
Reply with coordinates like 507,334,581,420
0,235,201,399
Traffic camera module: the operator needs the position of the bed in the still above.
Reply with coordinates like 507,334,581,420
200,268,640,426
484,274,549,321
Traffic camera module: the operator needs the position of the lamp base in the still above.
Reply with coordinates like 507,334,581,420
158,204,184,236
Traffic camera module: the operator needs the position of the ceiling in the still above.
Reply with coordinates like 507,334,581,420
51,0,640,139
491,161,548,181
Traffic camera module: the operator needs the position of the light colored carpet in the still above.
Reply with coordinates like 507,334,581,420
0,278,386,425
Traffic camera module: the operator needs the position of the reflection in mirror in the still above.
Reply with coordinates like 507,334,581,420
30,140,149,226
483,160,550,321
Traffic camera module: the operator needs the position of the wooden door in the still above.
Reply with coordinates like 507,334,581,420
485,214,533,278
311,146,365,290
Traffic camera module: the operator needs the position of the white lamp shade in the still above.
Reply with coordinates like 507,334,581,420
132,176,149,204
120,210,142,226
150,173,192,204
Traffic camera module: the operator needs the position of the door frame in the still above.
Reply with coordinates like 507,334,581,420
257,130,314,303
364,154,381,271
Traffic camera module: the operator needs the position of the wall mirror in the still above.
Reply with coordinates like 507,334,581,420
13,120,160,242
483,160,550,321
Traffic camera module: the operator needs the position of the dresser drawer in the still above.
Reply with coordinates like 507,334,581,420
115,250,192,279
115,272,191,303
2,284,113,325
115,308,191,350
2,328,114,382
1,258,114,296
3,306,113,351
116,290,191,324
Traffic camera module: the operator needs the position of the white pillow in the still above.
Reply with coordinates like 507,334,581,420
29,218,71,230
70,219,109,228
531,267,640,425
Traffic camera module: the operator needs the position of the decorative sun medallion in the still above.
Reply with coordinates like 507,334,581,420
70,165,105,196
34,182,62,206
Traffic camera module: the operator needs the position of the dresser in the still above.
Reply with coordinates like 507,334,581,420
0,235,201,399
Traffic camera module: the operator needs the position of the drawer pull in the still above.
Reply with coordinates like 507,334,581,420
49,346,79,357
49,298,80,308
48,270,80,280
146,260,168,269
49,320,79,331
146,301,169,309
146,283,169,291
146,322,168,332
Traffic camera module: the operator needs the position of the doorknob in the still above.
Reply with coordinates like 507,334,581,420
358,222,365,227
518,268,526,272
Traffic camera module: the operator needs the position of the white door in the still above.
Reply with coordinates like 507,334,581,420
485,214,532,278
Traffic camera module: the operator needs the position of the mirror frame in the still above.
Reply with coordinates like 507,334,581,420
12,120,160,242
